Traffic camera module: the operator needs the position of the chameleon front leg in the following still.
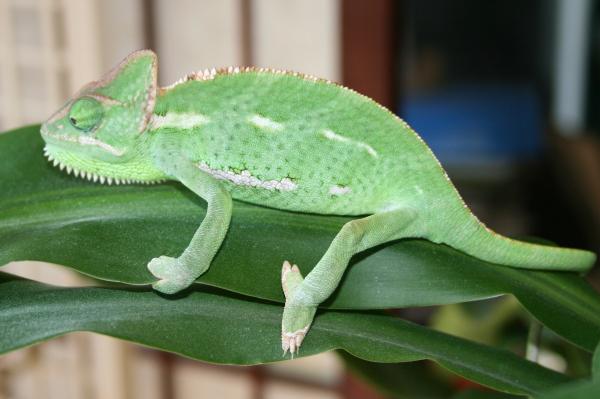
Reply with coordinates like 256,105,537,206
281,207,417,355
148,157,232,294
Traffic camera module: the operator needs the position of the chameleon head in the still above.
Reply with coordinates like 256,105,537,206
40,49,164,184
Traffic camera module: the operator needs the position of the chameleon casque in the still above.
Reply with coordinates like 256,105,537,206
41,50,596,355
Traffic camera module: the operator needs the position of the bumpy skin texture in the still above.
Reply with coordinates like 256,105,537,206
41,50,596,355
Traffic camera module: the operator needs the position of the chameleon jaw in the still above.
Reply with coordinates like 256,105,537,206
43,146,163,186
42,129,126,157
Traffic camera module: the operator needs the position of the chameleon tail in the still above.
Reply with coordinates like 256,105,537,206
444,213,596,272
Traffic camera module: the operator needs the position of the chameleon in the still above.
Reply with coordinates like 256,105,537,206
40,50,596,355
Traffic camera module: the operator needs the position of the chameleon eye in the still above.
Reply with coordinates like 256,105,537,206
68,97,103,132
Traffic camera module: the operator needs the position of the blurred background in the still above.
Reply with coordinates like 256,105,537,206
1,0,599,398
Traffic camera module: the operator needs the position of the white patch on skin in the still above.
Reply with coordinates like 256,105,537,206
321,129,378,157
329,185,351,196
248,114,284,131
149,112,210,130
77,135,125,156
43,131,124,156
198,162,297,191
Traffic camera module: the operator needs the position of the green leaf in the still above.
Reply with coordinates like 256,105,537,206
593,341,600,379
537,343,600,398
1,125,599,351
340,352,453,398
539,341,600,398
535,379,600,399
0,272,572,396
453,390,521,399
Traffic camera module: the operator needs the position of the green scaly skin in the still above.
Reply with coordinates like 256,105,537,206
40,50,596,356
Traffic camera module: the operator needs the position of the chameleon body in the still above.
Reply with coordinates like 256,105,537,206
41,50,596,355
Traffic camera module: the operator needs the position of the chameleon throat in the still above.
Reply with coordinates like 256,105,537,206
43,146,162,185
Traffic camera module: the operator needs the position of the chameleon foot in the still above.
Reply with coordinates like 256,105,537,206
148,255,196,294
282,325,310,357
281,302,316,356
281,261,317,356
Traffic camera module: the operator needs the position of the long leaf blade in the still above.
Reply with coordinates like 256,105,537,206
0,272,571,396
1,126,599,351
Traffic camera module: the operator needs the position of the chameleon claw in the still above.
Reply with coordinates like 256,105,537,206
281,326,309,358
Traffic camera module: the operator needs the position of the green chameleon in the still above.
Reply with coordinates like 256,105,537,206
41,50,596,355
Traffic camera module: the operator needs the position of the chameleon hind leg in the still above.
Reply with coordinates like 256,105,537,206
148,155,232,294
281,207,418,355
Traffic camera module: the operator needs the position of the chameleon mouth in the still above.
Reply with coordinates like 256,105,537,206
43,146,163,186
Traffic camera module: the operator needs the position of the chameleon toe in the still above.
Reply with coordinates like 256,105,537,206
281,301,316,357
281,260,304,299
282,325,309,356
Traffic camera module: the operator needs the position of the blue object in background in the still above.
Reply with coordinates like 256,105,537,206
400,85,543,166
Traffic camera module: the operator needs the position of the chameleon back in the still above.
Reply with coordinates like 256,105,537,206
151,69,451,216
